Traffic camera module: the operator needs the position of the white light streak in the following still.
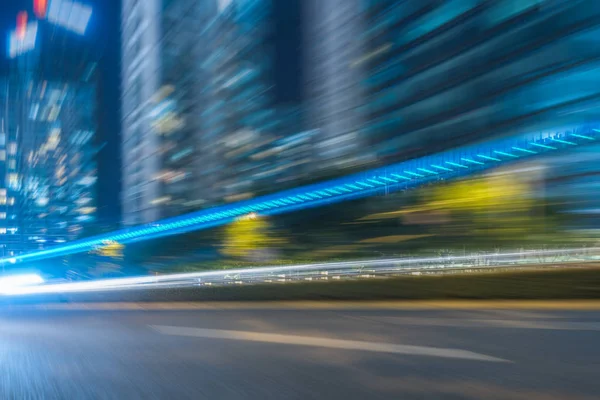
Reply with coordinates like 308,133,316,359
1,247,598,296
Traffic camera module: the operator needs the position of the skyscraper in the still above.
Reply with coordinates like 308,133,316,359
121,0,163,226
304,0,368,172
122,0,309,224
0,5,99,254
304,0,600,170
0,78,97,254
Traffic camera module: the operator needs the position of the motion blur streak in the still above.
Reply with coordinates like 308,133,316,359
0,274,44,293
2,247,598,296
1,124,598,266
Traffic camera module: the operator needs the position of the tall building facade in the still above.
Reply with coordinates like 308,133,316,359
305,0,600,170
0,80,22,258
0,78,97,254
304,0,368,172
0,5,99,255
120,0,600,228
121,0,163,226
122,0,310,224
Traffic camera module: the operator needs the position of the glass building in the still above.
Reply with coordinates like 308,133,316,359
121,0,600,227
123,0,306,223
0,3,100,255
306,0,600,169
121,0,163,226
0,78,97,254
304,0,369,172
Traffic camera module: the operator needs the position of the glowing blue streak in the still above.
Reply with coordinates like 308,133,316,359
391,174,412,180
431,165,453,172
445,161,468,169
404,171,425,178
530,142,557,150
3,124,597,265
550,138,576,146
493,151,518,158
571,133,595,140
477,155,501,162
512,146,537,154
356,181,374,188
461,158,484,165
380,176,398,183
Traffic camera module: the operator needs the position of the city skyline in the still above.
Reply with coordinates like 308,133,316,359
0,0,118,254
0,0,598,258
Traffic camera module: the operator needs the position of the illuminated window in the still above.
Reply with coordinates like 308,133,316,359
0,213,5,219
8,143,17,155
0,150,5,161
48,128,60,149
47,0,92,35
8,174,18,190
0,228,6,234
9,159,16,170
8,197,14,206
78,207,96,215
0,197,5,205
0,189,6,196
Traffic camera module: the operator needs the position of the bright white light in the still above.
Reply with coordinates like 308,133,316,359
36,197,49,207
0,274,44,293
78,176,96,186
47,0,92,35
1,247,599,296
218,0,233,13
8,21,38,58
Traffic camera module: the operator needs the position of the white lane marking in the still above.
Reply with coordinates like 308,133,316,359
150,325,510,363
370,317,600,331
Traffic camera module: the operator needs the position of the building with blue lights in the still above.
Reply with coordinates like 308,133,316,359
304,0,369,172
305,0,600,171
0,78,98,254
0,2,100,255
122,0,310,224
121,0,600,227
121,0,165,226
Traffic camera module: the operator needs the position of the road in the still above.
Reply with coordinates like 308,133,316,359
1,305,600,399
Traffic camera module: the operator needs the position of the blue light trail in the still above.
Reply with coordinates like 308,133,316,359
2,125,598,265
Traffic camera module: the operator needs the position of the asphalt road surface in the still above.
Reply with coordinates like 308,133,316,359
1,305,600,399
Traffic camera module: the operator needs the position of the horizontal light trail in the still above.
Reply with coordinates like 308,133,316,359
1,125,598,265
0,274,44,292
2,247,598,296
